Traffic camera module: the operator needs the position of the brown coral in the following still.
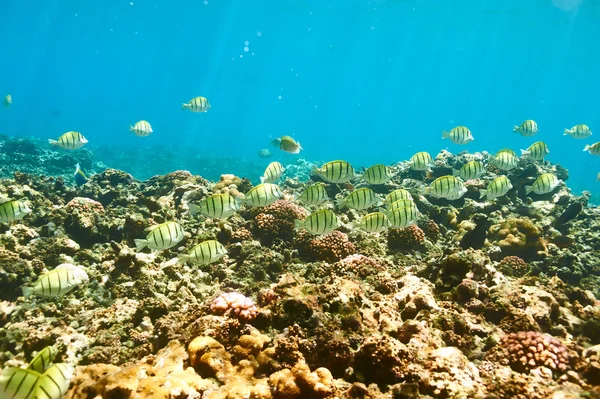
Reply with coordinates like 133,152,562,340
422,219,440,242
253,200,308,242
297,230,356,263
332,254,384,279
498,255,528,277
500,331,570,375
387,225,425,250
488,218,548,260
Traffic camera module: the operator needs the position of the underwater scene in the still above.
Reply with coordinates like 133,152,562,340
1,0,600,398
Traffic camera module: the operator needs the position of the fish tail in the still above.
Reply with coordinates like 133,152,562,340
520,149,529,156
310,166,320,177
177,254,190,263
525,185,534,195
22,286,33,298
513,126,519,133
134,239,148,251
181,103,189,110
452,169,460,176
297,141,303,150
260,176,266,184
478,189,487,199
442,130,449,139
189,204,201,217
563,128,570,135
583,145,591,152
294,220,304,230
48,139,58,146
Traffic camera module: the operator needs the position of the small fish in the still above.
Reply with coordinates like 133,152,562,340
521,141,550,161
257,148,272,158
489,150,518,171
380,205,418,228
28,346,58,373
423,175,467,200
583,142,600,155
453,160,485,180
513,119,538,136
336,187,379,210
312,160,355,184
271,136,303,154
178,240,227,265
48,131,88,150
244,183,283,207
525,173,561,195
385,189,413,204
130,120,153,137
363,164,393,185
3,94,11,108
22,263,89,298
0,199,31,223
388,198,418,213
442,126,474,145
74,163,88,186
354,212,391,233
295,209,339,235
261,161,285,183
182,96,210,112
189,194,243,218
479,175,512,199
135,221,185,251
564,124,592,139
297,183,329,206
407,152,434,171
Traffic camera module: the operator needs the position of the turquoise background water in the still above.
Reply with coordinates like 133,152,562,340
1,0,599,197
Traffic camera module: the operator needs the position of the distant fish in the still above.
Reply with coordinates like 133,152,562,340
257,148,272,158
51,109,61,117
295,209,339,235
130,120,153,137
245,183,282,207
48,131,88,150
336,187,379,210
0,199,31,223
363,164,393,185
271,136,303,154
297,183,329,206
442,126,474,145
2,94,11,108
182,96,210,112
178,240,227,265
564,124,592,139
453,160,485,180
407,152,434,171
479,175,512,199
135,221,185,251
354,212,390,233
583,142,600,155
513,119,538,136
597,172,600,182
525,173,561,195
312,160,355,183
521,141,549,161
261,161,285,184
22,263,89,298
74,163,88,186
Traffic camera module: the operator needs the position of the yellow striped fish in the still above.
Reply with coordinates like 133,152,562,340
260,161,285,184
129,120,153,137
48,131,88,150
28,346,58,373
525,173,561,195
423,176,467,200
0,367,43,399
245,183,282,207
336,187,379,210
381,205,418,228
179,240,227,265
189,193,243,218
355,212,390,233
0,199,31,223
388,199,418,213
521,141,549,161
3,94,11,108
135,221,185,251
490,150,518,171
312,160,355,183
453,160,485,180
37,363,74,399
295,209,339,235
583,142,600,155
407,152,434,171
479,175,512,199
564,124,592,139
182,96,210,112
385,189,413,204
513,119,538,136
363,164,393,185
22,264,89,298
442,126,474,144
297,183,329,206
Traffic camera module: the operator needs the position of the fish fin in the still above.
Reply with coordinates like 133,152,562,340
235,196,245,208
297,141,303,150
520,149,529,156
260,176,266,184
513,126,519,133
74,163,81,176
478,189,487,199
48,139,58,145
442,130,449,139
181,103,189,109
452,169,460,177
177,254,189,263
189,204,201,217
294,219,304,230
129,125,134,132
377,207,388,216
525,185,534,195
583,145,591,152
22,286,33,298
310,166,321,177
563,128,570,135
134,239,148,251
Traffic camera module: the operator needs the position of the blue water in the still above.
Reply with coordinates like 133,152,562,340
1,0,599,197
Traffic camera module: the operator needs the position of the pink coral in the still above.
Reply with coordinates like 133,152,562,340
500,331,570,375
66,197,104,213
210,292,258,321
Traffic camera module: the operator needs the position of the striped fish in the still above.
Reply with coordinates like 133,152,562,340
490,150,518,171
381,205,418,228
312,160,355,184
479,175,512,199
260,161,285,184
22,264,89,298
442,126,474,144
189,194,243,219
385,189,413,204
423,176,467,200
521,141,549,161
407,152,434,171
355,212,390,233
28,346,58,373
583,142,600,155
0,200,31,223
363,164,392,185
244,183,282,207
0,367,43,399
135,221,185,251
295,209,339,235
129,120,153,137
513,119,538,136
36,363,74,399
297,183,329,206
525,173,561,195
388,199,418,213
48,131,88,150
564,124,592,139
182,96,210,112
453,160,485,180
336,188,379,210
179,240,227,265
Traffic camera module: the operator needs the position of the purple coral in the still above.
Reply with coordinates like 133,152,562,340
210,292,259,321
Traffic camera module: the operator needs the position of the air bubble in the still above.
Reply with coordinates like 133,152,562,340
256,31,262,37
244,46,249,52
